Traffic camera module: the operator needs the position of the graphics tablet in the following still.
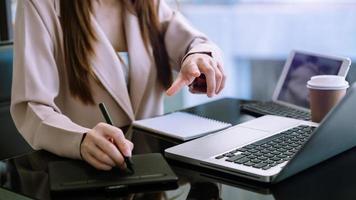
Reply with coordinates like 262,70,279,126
49,153,178,193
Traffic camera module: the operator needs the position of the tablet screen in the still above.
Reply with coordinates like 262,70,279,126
277,52,342,108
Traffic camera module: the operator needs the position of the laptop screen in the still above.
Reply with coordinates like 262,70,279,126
277,52,342,108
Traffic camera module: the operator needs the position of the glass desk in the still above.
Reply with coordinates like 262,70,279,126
1,98,356,200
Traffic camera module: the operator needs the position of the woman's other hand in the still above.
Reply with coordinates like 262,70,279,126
166,53,225,97
80,123,134,170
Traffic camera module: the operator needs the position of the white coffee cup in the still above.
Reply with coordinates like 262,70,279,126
307,75,349,123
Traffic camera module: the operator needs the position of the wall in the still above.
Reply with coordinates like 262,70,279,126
165,3,356,111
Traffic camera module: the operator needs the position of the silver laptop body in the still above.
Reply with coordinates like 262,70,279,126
165,83,356,183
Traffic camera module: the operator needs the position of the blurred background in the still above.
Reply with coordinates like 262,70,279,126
1,0,356,112
164,0,356,112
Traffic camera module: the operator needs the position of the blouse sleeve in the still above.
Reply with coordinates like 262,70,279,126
11,0,90,159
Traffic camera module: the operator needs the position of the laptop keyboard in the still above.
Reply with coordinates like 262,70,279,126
241,102,311,121
215,125,316,170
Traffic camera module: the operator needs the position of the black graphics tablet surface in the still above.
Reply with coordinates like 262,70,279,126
49,153,178,193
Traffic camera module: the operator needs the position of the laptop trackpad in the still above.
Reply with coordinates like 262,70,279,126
239,115,301,132
166,126,273,160
215,126,272,150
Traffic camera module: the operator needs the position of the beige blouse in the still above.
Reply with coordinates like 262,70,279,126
11,0,223,159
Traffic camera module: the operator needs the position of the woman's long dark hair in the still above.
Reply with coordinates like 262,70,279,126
60,0,172,105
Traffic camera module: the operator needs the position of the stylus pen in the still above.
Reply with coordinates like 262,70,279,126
99,103,134,173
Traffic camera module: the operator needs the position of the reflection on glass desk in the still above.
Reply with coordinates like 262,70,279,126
1,98,356,200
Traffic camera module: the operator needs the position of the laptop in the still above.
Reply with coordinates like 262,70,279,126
241,50,351,120
165,83,356,183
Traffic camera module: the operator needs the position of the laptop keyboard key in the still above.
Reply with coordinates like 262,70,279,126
277,148,287,152
253,162,268,169
265,153,274,158
284,151,294,156
262,165,272,170
248,149,258,153
290,148,298,153
261,149,270,154
276,160,285,164
241,152,251,156
251,159,262,163
290,143,299,148
261,144,271,148
254,152,263,157
267,147,276,151
255,146,264,151
243,161,255,166
229,149,239,154
215,155,225,159
284,145,293,150
269,162,278,167
237,147,248,152
224,153,235,157
265,160,275,164
234,157,250,164
225,154,245,162
277,154,287,159
271,157,281,161
258,156,268,161
244,145,255,149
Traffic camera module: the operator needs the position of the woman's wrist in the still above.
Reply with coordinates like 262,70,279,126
79,133,87,160
181,51,212,66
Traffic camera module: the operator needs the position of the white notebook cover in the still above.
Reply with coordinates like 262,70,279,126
132,112,232,141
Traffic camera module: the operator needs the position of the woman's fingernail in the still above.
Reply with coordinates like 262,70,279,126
125,149,132,157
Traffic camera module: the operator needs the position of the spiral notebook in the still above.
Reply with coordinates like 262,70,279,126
132,112,232,141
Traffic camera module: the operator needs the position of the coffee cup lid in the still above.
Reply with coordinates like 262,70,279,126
307,75,349,90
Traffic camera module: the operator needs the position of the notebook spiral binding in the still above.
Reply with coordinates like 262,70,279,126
181,112,230,126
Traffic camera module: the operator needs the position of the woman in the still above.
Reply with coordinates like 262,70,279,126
11,0,225,170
